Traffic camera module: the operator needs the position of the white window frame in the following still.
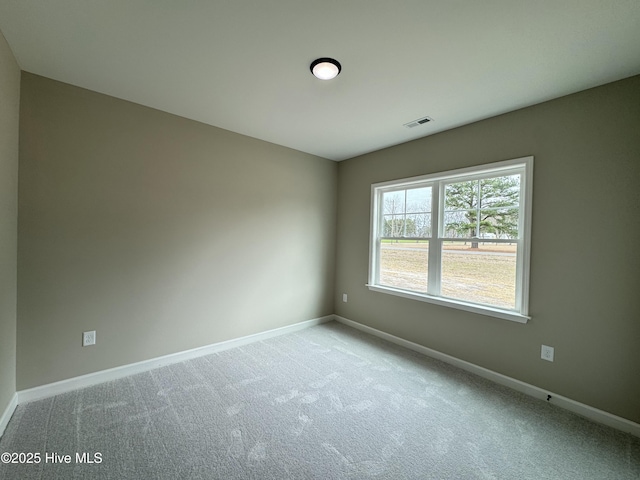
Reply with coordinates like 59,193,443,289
367,156,533,323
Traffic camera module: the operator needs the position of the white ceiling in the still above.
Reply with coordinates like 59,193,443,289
1,1,639,161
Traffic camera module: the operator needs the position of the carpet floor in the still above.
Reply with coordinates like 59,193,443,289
1,321,638,479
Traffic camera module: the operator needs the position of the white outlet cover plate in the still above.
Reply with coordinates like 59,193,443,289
83,331,96,347
541,345,554,362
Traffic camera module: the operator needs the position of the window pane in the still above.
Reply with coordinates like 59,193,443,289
382,188,432,238
441,241,517,310
480,175,520,209
383,190,405,215
379,241,428,293
406,187,432,213
383,214,405,237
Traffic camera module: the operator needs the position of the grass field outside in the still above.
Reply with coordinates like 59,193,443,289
379,241,516,309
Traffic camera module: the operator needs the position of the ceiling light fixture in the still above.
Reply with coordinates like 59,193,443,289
310,58,341,80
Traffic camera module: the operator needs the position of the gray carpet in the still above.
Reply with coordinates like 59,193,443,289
1,321,638,479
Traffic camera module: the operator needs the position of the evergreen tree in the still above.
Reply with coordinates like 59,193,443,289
444,175,520,243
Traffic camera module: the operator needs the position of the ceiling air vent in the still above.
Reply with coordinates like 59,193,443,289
403,116,433,128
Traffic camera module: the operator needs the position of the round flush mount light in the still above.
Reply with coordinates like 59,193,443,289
310,57,341,80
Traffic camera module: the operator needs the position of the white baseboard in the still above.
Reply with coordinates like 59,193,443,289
18,315,333,404
0,393,18,438
334,315,640,438
14,313,640,439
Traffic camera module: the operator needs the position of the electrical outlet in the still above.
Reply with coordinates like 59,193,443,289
541,345,554,362
83,330,96,347
342,293,348,303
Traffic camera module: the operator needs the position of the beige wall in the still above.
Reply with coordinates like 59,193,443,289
0,31,20,417
335,75,640,423
11,67,640,425
17,73,337,389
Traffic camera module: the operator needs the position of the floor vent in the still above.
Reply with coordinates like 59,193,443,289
403,116,433,128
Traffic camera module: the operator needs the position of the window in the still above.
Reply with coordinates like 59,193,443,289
368,157,533,323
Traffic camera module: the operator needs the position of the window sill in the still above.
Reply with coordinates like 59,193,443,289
366,284,530,324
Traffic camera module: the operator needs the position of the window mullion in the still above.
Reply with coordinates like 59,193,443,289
427,182,441,295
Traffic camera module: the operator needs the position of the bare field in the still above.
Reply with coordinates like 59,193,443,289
380,243,516,309
381,241,516,253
